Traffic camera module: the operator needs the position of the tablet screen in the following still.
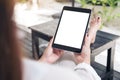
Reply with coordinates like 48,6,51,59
53,7,91,53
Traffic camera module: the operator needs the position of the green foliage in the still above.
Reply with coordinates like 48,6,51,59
86,0,120,6
106,0,120,7
91,0,97,5
98,0,120,26
75,0,87,7
18,0,27,3
76,0,120,27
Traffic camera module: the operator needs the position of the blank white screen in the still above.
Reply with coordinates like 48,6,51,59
54,10,89,49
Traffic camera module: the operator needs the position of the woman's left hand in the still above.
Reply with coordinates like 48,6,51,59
39,38,64,64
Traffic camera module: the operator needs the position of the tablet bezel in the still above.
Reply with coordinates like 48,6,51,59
52,6,91,53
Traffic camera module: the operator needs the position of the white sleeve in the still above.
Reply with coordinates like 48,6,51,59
74,62,101,80
23,58,82,80
23,58,101,80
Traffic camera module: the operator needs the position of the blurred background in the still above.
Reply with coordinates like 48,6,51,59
14,0,120,76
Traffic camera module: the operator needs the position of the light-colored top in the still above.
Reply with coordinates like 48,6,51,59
22,59,101,80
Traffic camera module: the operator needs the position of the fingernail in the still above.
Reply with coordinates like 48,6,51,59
98,17,100,19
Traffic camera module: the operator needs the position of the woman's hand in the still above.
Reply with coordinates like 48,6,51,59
39,38,64,64
74,35,91,65
74,16,101,65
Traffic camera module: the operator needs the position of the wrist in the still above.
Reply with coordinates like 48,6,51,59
75,60,90,65
84,59,90,65
75,57,90,65
38,56,48,63
38,56,54,64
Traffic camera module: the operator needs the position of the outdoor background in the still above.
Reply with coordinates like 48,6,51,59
15,0,120,72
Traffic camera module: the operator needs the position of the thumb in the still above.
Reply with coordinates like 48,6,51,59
48,37,54,47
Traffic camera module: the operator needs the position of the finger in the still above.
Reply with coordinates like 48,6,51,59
97,16,101,23
90,17,97,25
90,17,95,23
84,34,91,47
48,37,54,47
94,16,100,22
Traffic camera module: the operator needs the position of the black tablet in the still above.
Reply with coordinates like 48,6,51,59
52,6,91,53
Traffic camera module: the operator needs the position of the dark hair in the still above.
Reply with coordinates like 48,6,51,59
0,0,22,80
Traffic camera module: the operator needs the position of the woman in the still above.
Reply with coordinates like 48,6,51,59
0,0,101,80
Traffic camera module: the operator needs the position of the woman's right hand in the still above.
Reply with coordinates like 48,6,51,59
74,35,91,65
74,16,101,65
